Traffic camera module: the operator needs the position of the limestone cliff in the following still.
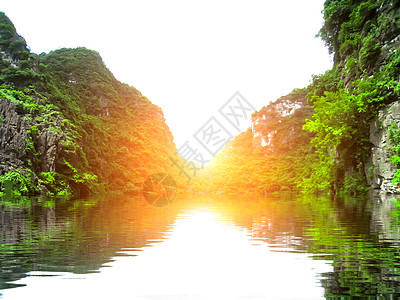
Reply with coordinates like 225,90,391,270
367,103,400,194
315,0,400,195
0,98,29,170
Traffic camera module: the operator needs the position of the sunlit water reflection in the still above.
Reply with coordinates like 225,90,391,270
1,194,400,299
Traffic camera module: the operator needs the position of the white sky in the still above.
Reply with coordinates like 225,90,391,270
2,0,332,148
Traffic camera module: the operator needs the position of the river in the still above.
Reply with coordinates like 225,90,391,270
1,193,400,299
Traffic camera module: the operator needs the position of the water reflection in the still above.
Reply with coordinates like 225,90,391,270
1,194,400,298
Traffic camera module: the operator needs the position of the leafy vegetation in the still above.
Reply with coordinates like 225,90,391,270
388,122,400,185
200,0,400,196
194,89,317,194
2,0,400,198
0,12,185,198
303,0,400,193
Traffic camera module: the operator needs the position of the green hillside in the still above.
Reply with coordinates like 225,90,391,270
204,0,400,196
0,12,182,198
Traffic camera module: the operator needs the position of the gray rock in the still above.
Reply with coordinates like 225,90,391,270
0,98,28,172
0,97,65,194
37,128,64,173
366,101,400,194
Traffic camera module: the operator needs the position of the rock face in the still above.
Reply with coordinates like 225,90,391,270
36,120,65,173
0,96,65,194
366,101,400,194
0,98,29,174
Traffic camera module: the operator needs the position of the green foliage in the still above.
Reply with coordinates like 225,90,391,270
0,13,41,87
319,0,380,66
297,0,400,194
0,13,182,198
302,83,365,193
0,168,37,196
37,171,79,197
307,68,343,99
304,90,357,151
37,47,183,195
298,155,334,192
341,173,370,195
25,125,40,156
3,1,399,198
39,171,56,185
388,123,400,186
359,24,380,72
64,160,97,185
199,89,316,194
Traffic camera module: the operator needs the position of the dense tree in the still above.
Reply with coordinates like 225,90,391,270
0,13,186,197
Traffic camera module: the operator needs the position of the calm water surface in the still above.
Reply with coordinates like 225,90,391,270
1,194,400,299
